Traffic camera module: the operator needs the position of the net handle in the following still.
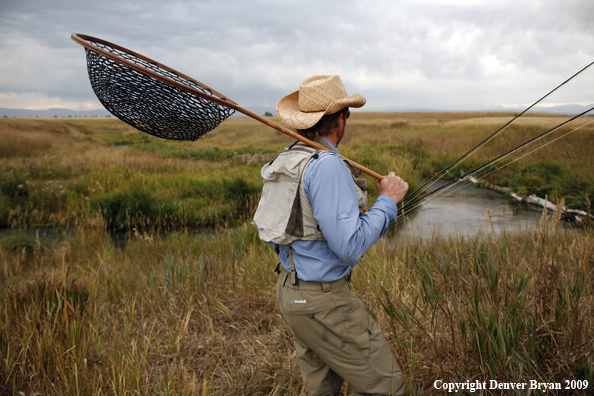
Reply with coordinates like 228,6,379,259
71,33,384,181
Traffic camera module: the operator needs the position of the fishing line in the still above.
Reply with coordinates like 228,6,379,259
469,118,594,184
394,108,594,225
402,60,594,207
400,117,594,223
397,118,593,224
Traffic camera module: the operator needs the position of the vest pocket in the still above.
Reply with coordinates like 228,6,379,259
285,187,304,237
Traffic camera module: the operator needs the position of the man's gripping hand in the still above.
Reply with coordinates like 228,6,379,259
377,172,409,204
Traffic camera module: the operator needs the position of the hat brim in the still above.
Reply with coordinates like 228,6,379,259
276,91,366,130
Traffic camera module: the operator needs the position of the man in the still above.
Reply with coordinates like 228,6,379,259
252,75,408,395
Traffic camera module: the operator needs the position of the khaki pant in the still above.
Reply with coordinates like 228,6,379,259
276,267,405,396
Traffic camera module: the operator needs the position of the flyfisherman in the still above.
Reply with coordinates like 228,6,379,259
252,75,409,396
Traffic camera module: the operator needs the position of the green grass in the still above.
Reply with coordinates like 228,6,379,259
132,140,277,163
0,232,52,253
1,114,593,228
0,114,593,394
87,177,261,230
510,160,594,211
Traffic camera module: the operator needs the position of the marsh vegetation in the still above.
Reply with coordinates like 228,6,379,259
1,114,592,394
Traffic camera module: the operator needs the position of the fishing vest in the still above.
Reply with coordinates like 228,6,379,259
252,140,368,245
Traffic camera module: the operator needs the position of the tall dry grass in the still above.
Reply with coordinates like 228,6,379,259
363,207,594,394
1,213,593,394
1,114,593,394
1,224,304,395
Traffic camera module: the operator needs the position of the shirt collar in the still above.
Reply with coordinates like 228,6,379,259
318,136,340,155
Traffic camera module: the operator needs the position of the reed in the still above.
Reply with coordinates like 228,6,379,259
1,114,593,394
369,208,594,393
1,217,593,394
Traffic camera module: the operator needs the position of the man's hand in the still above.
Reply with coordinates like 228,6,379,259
377,172,409,204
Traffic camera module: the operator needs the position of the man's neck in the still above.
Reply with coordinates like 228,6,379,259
324,115,346,147
316,136,339,153
323,128,341,147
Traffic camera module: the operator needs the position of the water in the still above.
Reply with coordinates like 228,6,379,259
0,226,72,243
392,180,576,240
0,182,580,248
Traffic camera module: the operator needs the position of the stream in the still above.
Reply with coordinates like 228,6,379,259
0,182,580,249
392,180,577,240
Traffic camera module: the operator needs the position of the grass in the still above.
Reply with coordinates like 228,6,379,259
375,210,594,393
0,118,275,229
1,213,593,395
509,160,594,210
0,113,593,394
1,114,593,229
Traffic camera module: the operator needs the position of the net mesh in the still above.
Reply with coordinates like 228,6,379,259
84,40,235,141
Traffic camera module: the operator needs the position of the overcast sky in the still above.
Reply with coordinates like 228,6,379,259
1,0,594,113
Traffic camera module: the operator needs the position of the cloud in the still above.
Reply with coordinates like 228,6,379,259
0,33,89,97
1,0,593,111
0,92,102,110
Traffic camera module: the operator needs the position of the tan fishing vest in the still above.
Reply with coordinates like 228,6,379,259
252,140,368,245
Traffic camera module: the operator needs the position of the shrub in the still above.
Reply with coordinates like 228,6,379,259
0,176,29,201
0,199,8,225
510,160,594,211
177,178,225,199
89,177,262,230
224,177,261,213
90,188,176,230
0,232,51,253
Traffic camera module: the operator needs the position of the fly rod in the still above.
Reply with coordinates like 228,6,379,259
404,60,594,207
399,106,594,219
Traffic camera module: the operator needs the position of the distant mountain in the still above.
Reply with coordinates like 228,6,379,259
2,104,592,119
1,107,111,118
0,106,278,119
485,103,594,115
385,103,594,115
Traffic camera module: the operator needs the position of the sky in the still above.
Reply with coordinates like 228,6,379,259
1,0,594,113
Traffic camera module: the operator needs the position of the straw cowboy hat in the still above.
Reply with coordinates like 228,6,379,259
276,75,366,129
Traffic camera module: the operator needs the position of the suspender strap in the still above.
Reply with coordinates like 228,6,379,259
346,264,353,284
287,245,298,285
284,246,352,289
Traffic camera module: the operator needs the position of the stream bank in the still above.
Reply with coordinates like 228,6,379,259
393,179,585,241
462,172,594,224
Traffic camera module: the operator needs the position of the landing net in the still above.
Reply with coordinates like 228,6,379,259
84,40,235,141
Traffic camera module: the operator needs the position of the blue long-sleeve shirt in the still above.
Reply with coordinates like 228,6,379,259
270,138,397,282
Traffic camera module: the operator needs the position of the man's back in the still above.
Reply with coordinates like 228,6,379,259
255,74,408,395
